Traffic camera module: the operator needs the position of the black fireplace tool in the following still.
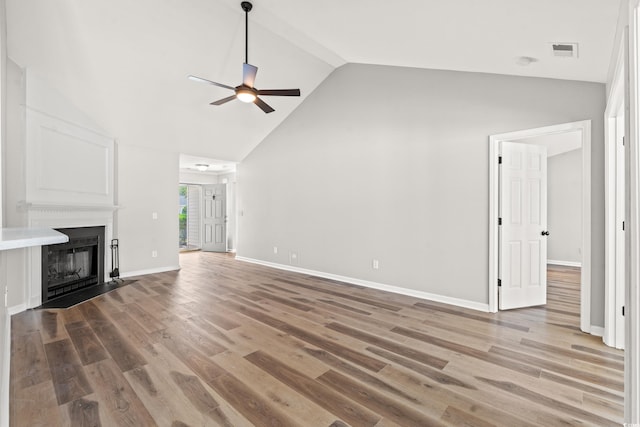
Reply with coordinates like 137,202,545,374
110,238,123,283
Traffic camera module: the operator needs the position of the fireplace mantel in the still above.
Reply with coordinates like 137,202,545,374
19,201,119,213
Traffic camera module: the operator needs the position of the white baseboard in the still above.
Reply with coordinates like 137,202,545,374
1,310,10,427
589,325,605,337
7,304,26,316
236,256,490,312
547,259,582,267
120,265,181,279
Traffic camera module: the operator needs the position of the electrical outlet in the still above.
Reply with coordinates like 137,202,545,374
289,252,298,265
372,259,379,270
152,212,158,220
273,246,278,254
152,250,158,258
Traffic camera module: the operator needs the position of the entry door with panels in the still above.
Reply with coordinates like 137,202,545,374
202,184,227,252
499,141,548,310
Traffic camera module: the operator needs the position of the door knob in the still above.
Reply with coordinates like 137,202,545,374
541,231,550,236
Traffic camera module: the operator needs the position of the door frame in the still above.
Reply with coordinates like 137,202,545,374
488,120,592,332
627,0,640,420
605,34,626,349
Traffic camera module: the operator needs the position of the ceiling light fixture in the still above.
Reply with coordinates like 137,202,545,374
236,88,257,103
195,164,209,172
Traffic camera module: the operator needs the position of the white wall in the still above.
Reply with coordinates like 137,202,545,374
607,0,630,97
548,149,583,264
238,63,606,323
4,59,26,309
5,59,25,228
179,170,219,185
116,144,180,276
219,172,237,251
0,0,8,424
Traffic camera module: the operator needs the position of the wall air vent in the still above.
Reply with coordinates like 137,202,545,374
550,42,578,58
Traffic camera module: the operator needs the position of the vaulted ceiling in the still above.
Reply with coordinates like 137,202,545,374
6,0,621,162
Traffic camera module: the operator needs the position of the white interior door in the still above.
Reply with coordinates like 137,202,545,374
499,141,548,310
202,184,227,252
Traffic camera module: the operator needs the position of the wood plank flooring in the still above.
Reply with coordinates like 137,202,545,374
10,253,624,426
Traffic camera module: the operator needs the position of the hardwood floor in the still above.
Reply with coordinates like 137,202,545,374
10,253,623,426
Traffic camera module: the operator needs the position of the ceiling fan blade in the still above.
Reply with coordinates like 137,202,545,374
254,97,275,113
210,95,237,106
188,75,235,91
243,63,258,87
257,89,301,96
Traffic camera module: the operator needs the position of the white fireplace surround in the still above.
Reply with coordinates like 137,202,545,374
22,105,116,308
25,206,116,308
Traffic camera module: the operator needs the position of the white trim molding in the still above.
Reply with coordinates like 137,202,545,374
120,265,181,279
547,260,582,268
589,325,605,337
236,256,490,312
7,303,26,316
25,108,115,207
627,0,640,421
488,121,592,335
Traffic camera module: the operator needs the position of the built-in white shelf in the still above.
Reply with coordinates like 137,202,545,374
0,227,68,251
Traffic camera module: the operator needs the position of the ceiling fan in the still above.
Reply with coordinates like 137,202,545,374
188,1,300,114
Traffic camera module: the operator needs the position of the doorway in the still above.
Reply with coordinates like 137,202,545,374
489,121,592,332
178,154,238,253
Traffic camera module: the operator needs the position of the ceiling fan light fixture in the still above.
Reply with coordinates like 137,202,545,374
236,88,257,103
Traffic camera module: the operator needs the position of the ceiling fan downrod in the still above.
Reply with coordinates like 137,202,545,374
241,1,252,64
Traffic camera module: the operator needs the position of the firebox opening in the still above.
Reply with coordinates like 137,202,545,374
42,226,105,304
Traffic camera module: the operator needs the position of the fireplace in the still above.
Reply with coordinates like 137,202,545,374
41,226,105,303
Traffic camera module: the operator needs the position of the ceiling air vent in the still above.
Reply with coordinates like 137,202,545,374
551,42,578,58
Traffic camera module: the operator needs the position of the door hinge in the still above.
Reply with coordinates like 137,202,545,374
498,156,502,164
623,306,625,316
623,221,625,231
623,136,625,146
498,217,502,225
498,279,502,287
